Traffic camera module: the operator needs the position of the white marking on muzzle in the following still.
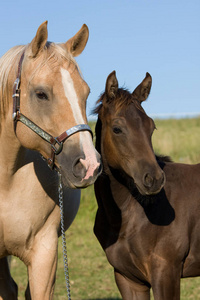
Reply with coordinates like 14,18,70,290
61,68,100,180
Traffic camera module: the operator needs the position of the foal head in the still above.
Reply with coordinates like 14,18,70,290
1,22,101,188
95,71,165,195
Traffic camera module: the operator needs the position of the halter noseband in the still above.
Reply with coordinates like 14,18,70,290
12,51,93,169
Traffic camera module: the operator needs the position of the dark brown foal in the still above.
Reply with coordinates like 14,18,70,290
94,71,200,300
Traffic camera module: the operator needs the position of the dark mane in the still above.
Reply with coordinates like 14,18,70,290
94,117,102,155
156,155,173,163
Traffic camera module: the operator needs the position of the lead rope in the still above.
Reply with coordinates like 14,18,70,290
58,171,71,300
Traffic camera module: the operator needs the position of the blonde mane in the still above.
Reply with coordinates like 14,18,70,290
0,45,25,121
0,42,80,130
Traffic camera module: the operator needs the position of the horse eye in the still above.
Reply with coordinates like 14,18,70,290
113,127,122,134
36,91,48,100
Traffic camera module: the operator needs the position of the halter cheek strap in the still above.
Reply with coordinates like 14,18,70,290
12,51,93,169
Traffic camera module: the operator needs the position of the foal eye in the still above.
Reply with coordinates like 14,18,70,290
35,91,48,100
113,127,122,134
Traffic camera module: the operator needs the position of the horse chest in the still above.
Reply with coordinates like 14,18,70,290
0,196,58,256
105,233,150,283
0,170,56,253
103,208,153,281
0,165,81,260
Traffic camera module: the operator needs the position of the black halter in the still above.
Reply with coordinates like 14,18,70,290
12,51,93,169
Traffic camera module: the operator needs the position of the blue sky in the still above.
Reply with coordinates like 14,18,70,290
1,0,199,119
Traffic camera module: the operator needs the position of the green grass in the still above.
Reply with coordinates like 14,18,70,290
153,117,200,163
10,117,200,299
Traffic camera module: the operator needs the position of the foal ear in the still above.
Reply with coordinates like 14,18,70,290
105,71,118,99
28,21,48,58
132,72,152,102
65,24,89,57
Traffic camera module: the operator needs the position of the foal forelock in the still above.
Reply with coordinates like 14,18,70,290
94,88,146,116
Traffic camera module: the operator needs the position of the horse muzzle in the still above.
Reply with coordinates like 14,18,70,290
57,149,102,188
136,170,166,195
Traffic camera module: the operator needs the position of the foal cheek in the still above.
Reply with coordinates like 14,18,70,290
103,138,118,168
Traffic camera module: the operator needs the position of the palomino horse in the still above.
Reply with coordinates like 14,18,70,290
94,71,200,300
0,21,101,299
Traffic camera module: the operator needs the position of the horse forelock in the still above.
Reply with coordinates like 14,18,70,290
93,88,145,117
26,42,81,84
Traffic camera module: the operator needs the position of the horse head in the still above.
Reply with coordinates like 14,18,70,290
95,71,165,195
8,21,101,188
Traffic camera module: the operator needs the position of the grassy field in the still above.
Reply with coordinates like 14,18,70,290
10,117,200,299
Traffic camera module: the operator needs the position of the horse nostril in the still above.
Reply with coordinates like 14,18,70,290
72,155,102,182
72,157,87,179
143,173,154,188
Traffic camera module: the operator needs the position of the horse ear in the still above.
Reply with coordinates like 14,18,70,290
28,21,48,58
132,72,152,102
65,24,89,57
105,71,118,99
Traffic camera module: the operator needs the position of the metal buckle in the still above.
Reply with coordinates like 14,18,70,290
13,78,20,91
12,112,17,120
12,109,20,121
51,139,63,155
12,78,21,121
12,93,20,98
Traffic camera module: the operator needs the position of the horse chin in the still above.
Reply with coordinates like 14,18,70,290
59,168,101,189
61,176,77,189
61,177,97,189
135,182,163,196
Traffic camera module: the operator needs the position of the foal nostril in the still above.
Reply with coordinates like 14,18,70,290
143,171,166,193
72,157,87,179
143,173,154,188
